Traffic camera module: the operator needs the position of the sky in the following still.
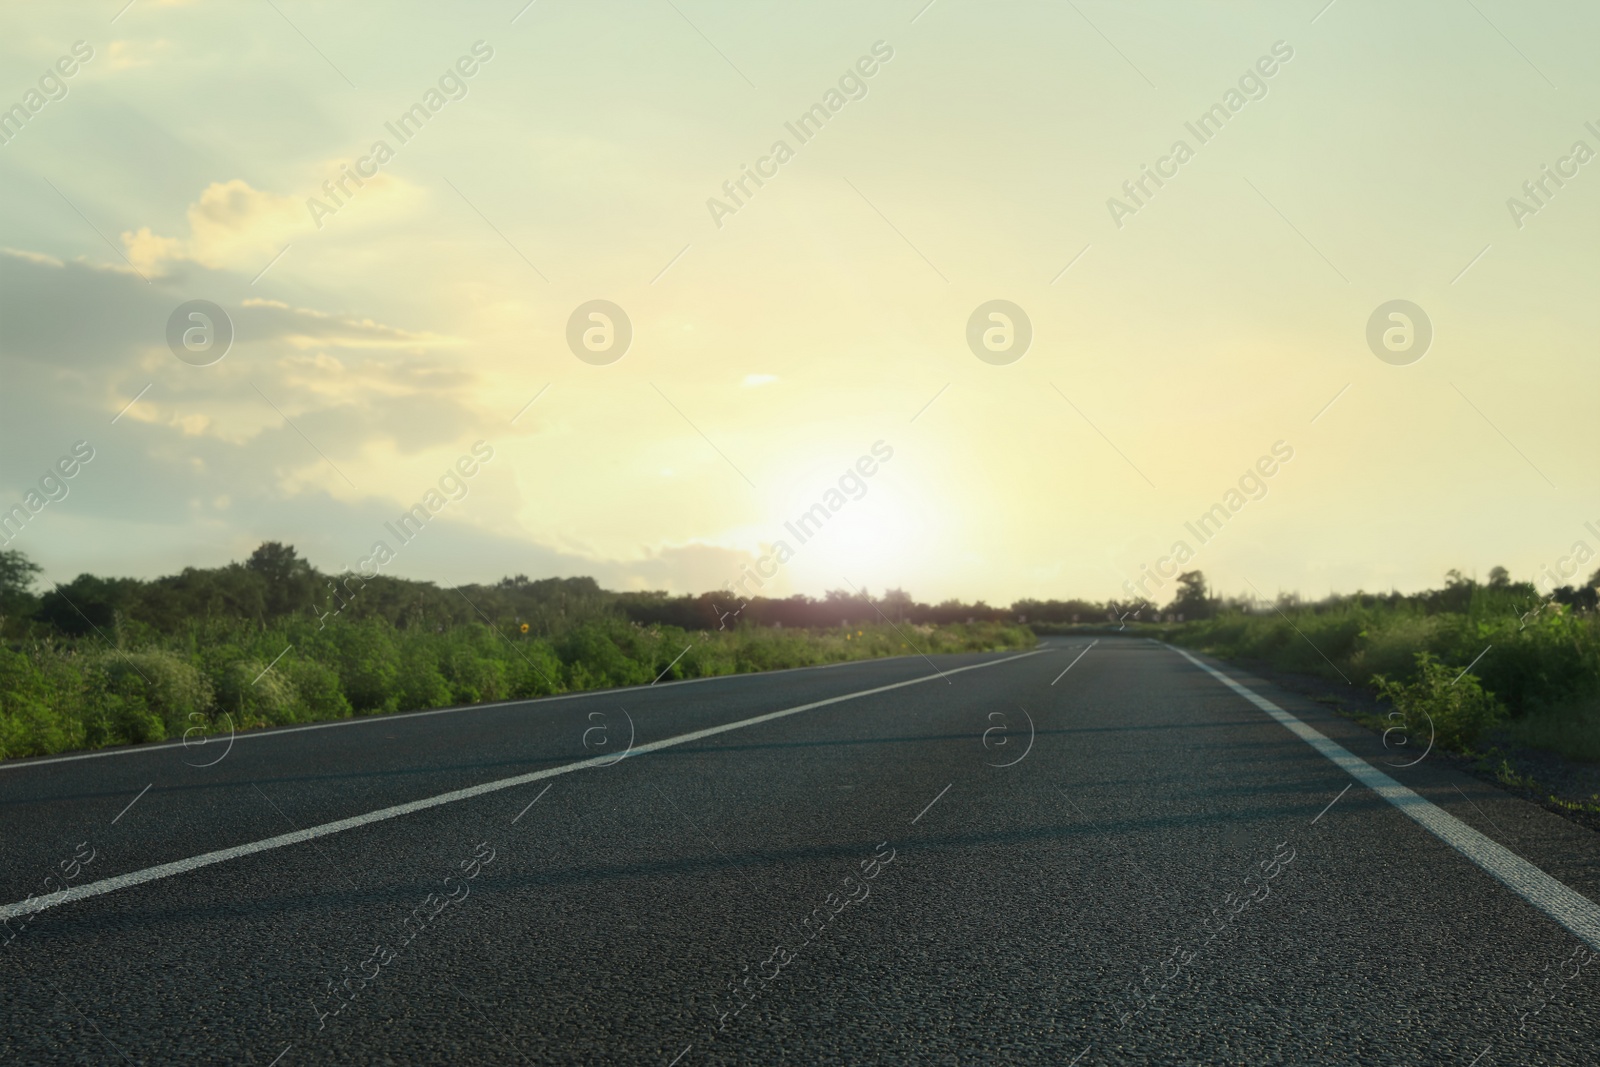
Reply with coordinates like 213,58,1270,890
1,0,1597,607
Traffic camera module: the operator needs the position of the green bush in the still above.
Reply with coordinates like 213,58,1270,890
0,646,80,758
328,620,401,713
1174,599,1600,760
280,656,352,721
437,627,512,704
86,649,213,743
212,657,300,730
1348,612,1444,683
1373,652,1504,751
0,618,1033,761
394,632,453,711
507,638,566,698
556,620,657,690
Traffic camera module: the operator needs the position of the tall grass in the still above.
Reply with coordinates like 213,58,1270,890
0,618,1033,760
1170,587,1600,760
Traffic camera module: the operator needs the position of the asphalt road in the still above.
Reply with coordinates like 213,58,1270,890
3,635,1599,1065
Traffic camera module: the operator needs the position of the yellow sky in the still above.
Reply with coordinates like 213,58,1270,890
2,1,1596,604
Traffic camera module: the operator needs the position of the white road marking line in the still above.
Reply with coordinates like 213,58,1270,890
1170,645,1600,952
911,783,952,824
1453,784,1514,843
111,783,152,825
0,650,1043,921
0,650,977,773
1051,640,1098,685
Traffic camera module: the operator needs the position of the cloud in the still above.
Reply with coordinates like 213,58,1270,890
238,298,457,351
0,247,64,268
106,39,173,71
121,179,301,275
121,175,419,276
0,247,479,465
0,249,455,376
598,541,757,593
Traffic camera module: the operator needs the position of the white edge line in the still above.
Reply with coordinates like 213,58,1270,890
0,650,1043,920
0,649,992,773
1166,643,1600,952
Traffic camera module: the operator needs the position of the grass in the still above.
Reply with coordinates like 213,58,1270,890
1169,589,1600,764
0,617,1034,761
1501,696,1600,763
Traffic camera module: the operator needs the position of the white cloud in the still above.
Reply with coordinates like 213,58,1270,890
121,175,421,276
106,39,173,71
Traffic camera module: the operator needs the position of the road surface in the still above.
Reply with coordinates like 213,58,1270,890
2,636,1598,1064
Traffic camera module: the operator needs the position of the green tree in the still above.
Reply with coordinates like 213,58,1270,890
246,542,320,619
1167,570,1212,620
879,587,915,622
0,548,43,634
34,573,143,638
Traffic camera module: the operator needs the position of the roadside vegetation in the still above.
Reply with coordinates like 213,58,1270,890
0,545,1033,761
1159,569,1600,767
9,543,1594,776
